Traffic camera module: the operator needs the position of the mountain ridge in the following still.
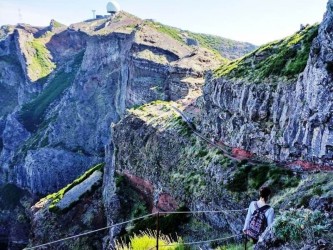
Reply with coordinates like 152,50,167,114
0,6,332,250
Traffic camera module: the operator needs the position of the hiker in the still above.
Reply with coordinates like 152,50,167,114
243,186,274,244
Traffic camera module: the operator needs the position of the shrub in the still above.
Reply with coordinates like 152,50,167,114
226,164,300,193
226,164,251,192
129,207,190,237
196,149,208,158
115,230,187,250
274,209,333,244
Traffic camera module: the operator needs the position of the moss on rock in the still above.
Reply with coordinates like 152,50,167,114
43,163,104,212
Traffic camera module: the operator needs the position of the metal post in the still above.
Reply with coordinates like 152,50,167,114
244,233,247,250
156,212,160,250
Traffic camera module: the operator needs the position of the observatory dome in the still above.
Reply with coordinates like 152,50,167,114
107,1,121,13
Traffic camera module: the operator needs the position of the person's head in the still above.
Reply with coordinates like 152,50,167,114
259,186,271,202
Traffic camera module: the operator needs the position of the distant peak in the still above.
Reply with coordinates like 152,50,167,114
49,19,66,31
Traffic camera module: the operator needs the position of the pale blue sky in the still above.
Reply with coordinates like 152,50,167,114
0,0,327,45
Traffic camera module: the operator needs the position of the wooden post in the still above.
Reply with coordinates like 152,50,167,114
156,212,160,250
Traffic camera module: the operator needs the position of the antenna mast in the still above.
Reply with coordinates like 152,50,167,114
18,8,22,23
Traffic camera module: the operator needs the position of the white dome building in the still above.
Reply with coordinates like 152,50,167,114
106,1,121,14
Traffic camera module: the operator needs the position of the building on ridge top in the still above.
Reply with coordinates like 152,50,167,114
106,1,121,15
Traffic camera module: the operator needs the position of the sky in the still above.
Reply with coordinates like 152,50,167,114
0,0,328,45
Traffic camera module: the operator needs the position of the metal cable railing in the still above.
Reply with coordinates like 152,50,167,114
24,209,248,250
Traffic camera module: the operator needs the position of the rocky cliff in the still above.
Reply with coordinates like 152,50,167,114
1,2,332,250
1,12,228,195
0,11,257,249
104,2,333,250
199,3,333,167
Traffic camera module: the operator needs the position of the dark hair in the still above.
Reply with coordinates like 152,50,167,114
259,186,271,202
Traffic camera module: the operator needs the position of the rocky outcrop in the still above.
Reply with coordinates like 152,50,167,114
1,12,225,195
6,4,333,250
29,183,105,250
199,1,333,167
108,102,249,242
16,148,99,194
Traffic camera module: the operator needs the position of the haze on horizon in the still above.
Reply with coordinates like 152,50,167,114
0,0,327,45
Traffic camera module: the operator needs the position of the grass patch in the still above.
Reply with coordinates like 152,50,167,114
215,24,319,81
27,38,56,81
172,171,206,197
44,163,104,212
116,230,187,250
146,20,184,44
186,32,254,61
18,51,84,132
145,20,254,62
51,20,65,28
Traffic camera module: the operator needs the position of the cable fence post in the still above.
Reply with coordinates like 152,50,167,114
156,211,160,250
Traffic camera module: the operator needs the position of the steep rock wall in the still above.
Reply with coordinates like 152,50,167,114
106,103,250,246
1,16,221,194
199,2,333,167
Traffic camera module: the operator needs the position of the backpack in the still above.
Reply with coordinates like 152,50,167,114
247,202,270,240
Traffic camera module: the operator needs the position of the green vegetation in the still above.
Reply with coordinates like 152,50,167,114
146,20,184,44
215,24,319,81
116,174,191,244
172,171,206,196
274,209,333,244
27,38,56,81
186,32,254,61
116,230,187,250
145,21,226,62
130,101,192,137
130,207,190,236
18,51,84,132
169,137,234,199
272,173,333,208
116,174,149,221
226,163,300,193
51,20,65,28
44,163,104,212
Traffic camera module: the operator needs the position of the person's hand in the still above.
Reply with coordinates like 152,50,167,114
243,230,247,234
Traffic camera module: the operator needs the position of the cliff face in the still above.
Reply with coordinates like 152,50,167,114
2,4,332,249
0,12,234,195
0,12,258,249
198,4,333,167
106,3,333,250
111,102,250,235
